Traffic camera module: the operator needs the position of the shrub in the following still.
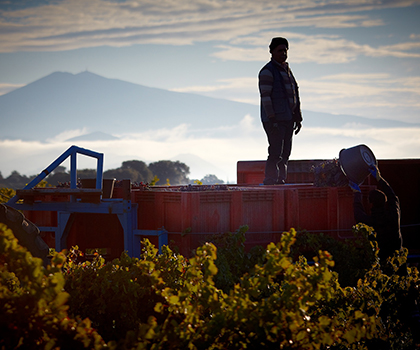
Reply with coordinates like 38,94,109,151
3,221,420,349
315,247,420,349
0,187,15,204
135,228,381,349
0,223,104,349
210,223,377,290
64,245,166,343
290,223,378,286
130,228,420,349
207,225,265,293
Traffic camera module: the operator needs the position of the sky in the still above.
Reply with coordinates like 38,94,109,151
1,0,420,182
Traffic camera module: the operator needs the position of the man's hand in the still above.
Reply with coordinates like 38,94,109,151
294,121,302,135
269,118,279,134
369,164,381,181
349,181,361,193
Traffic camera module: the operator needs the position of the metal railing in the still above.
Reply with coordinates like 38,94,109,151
8,145,104,204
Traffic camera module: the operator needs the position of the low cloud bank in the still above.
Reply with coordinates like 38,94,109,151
1,117,419,183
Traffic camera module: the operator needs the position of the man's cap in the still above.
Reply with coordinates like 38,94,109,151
269,37,289,52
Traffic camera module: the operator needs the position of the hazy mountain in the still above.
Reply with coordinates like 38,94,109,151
301,110,416,129
66,131,120,141
1,71,417,142
0,71,259,141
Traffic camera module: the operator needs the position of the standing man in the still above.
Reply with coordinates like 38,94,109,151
259,37,302,185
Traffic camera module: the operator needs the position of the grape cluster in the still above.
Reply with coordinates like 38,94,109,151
178,184,230,192
56,180,82,188
311,159,348,187
114,180,151,191
55,180,248,192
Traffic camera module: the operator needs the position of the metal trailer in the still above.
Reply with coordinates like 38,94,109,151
6,145,168,261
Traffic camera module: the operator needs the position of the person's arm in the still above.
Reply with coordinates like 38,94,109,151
349,182,374,225
377,178,395,200
353,191,374,226
369,165,400,211
258,68,275,119
377,178,400,212
290,71,302,134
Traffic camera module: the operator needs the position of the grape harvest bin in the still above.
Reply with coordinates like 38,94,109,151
128,184,372,257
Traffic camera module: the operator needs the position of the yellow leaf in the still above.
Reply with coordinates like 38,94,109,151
355,310,364,319
208,261,218,275
154,302,163,312
169,295,179,305
280,257,291,269
296,330,307,341
343,328,357,343
319,315,330,327
54,292,69,308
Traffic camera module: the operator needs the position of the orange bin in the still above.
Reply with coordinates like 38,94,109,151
131,184,372,255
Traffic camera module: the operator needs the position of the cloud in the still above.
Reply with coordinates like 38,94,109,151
0,0,416,53
46,128,89,143
171,77,257,94
212,32,420,63
298,74,420,119
1,117,420,183
0,82,24,95
299,126,420,159
0,116,265,181
170,77,260,105
167,71,420,122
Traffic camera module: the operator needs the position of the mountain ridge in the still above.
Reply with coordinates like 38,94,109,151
0,71,259,141
1,71,418,143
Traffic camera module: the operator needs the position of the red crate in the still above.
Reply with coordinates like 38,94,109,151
291,186,331,232
237,160,323,185
131,184,373,255
66,213,124,261
24,210,57,227
23,203,58,250
236,161,265,185
39,231,56,249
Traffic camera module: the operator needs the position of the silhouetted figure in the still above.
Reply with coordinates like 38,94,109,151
258,37,302,185
350,164,403,266
350,165,420,348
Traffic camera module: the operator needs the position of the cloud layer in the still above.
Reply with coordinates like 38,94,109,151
1,115,419,183
0,0,417,54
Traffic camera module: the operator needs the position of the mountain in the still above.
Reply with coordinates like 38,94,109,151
301,110,415,129
66,131,119,141
0,71,259,141
1,71,418,143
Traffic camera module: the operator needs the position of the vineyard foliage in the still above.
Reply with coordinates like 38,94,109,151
0,223,105,349
1,222,420,349
0,187,16,204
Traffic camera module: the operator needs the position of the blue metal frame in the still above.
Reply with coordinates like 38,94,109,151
6,145,168,257
8,145,104,204
132,228,168,256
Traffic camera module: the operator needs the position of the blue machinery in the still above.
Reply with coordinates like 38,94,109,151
7,145,168,256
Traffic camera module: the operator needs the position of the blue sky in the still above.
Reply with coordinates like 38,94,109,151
1,0,420,181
